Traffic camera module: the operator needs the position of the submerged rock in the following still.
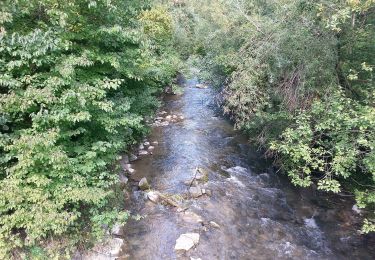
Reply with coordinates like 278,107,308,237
139,177,150,190
174,233,200,251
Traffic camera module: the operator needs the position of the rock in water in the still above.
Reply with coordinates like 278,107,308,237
181,211,203,223
80,237,124,259
189,186,203,198
174,233,200,251
138,177,150,190
129,153,138,162
195,83,208,89
147,191,160,203
122,155,129,164
119,173,128,184
209,221,221,229
111,223,123,236
138,150,148,156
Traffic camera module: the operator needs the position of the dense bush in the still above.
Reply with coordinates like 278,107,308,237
0,0,179,257
170,0,374,232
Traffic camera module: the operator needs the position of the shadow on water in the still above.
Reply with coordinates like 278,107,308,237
120,75,375,260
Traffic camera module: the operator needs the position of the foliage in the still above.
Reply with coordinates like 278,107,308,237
0,0,179,258
170,0,375,232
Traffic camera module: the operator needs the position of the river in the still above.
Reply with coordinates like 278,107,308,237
119,75,375,260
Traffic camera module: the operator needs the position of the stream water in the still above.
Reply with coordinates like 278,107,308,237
119,75,375,260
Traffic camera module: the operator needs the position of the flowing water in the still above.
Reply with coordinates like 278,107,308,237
119,75,375,260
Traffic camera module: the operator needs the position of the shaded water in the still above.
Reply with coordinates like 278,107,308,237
120,76,375,260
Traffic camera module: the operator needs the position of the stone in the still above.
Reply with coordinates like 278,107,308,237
138,150,148,156
156,116,164,120
174,233,200,251
122,155,129,164
172,115,178,119
184,179,199,187
179,115,184,120
139,143,144,150
81,237,124,259
191,258,202,260
181,211,203,223
147,191,160,203
111,223,123,236
148,146,155,151
138,177,150,190
165,115,172,121
352,204,362,214
129,153,138,162
152,141,159,145
161,121,169,126
127,168,135,174
209,221,221,229
189,186,203,198
204,189,212,196
144,141,150,146
195,83,208,89
119,173,128,184
123,163,131,170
